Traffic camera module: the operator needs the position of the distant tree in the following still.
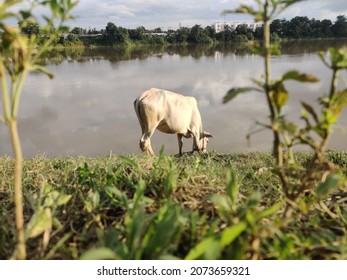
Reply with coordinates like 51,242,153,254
105,22,129,45
235,24,253,40
188,24,211,43
175,27,190,43
129,26,147,41
105,22,117,44
331,15,347,37
215,25,236,42
71,27,85,35
321,19,333,37
287,16,311,38
18,20,40,36
270,19,287,37
204,25,216,39
254,24,264,40
154,27,162,33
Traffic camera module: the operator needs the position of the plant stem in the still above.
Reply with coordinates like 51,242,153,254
0,58,11,122
329,68,338,100
263,1,282,166
9,119,26,260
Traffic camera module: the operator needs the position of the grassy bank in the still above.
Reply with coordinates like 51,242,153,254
0,151,346,260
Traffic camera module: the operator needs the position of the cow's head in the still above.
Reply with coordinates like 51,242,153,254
199,131,213,152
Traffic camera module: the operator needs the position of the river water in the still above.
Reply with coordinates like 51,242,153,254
1,40,347,157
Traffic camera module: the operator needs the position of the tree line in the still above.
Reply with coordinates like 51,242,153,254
19,15,347,46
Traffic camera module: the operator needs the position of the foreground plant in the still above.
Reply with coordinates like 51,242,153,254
0,0,77,259
223,0,347,216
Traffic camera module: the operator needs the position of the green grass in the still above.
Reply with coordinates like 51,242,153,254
0,151,346,260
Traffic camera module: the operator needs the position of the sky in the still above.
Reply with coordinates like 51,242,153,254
67,0,347,30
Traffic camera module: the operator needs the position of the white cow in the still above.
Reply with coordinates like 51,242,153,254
134,88,213,156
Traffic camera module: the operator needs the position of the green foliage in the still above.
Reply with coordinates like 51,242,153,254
68,12,347,47
222,0,347,232
0,153,346,259
1,0,77,260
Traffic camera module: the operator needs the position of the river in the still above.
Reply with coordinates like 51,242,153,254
1,40,347,157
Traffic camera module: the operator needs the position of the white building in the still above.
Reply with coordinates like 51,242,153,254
213,22,261,33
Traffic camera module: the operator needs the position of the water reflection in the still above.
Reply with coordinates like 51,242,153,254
0,40,346,157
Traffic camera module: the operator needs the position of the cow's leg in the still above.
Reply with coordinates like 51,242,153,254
177,134,183,156
192,134,200,153
140,129,156,156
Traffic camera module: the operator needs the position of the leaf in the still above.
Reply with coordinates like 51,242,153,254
31,65,54,79
301,102,319,124
141,205,181,258
80,247,120,260
45,232,72,260
25,208,52,239
44,190,71,208
272,81,288,112
84,191,100,213
223,87,259,104
220,222,247,247
225,168,238,204
258,202,283,219
331,89,347,115
282,70,319,83
185,237,221,260
210,194,230,213
316,173,343,198
118,155,139,170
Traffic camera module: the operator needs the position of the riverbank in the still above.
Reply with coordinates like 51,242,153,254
1,152,346,259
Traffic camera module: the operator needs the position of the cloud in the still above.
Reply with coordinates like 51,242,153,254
9,0,347,29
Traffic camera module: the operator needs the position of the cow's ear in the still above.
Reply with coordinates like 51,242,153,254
203,131,213,138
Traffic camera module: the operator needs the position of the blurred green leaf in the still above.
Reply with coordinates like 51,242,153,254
125,206,146,258
80,247,120,260
223,87,259,104
185,237,221,260
225,168,238,204
142,204,182,258
220,222,247,247
316,173,343,198
25,207,52,239
272,81,288,112
105,186,129,209
301,101,319,124
118,156,139,170
331,89,347,116
31,65,54,79
44,190,71,207
84,191,100,213
282,70,319,83
210,194,231,221
258,202,283,219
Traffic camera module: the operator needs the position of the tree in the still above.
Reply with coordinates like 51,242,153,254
175,27,190,44
0,0,77,260
129,26,147,41
331,15,347,37
188,24,211,44
71,26,86,35
287,16,312,38
18,20,40,37
321,19,333,37
235,24,254,40
104,22,129,45
270,19,287,37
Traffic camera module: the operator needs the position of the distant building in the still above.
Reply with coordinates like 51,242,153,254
213,22,261,33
